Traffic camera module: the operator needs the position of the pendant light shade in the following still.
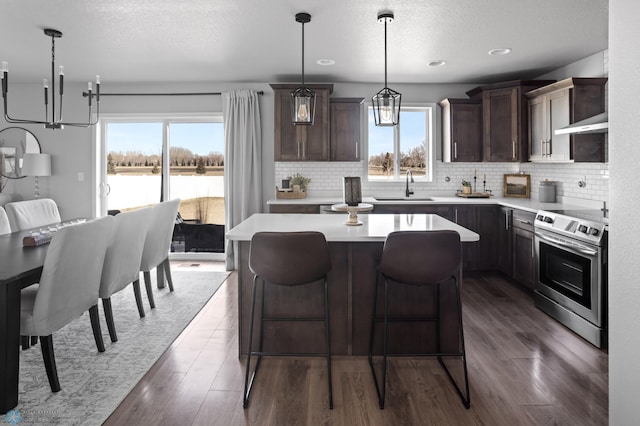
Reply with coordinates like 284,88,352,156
291,12,316,125
372,12,401,126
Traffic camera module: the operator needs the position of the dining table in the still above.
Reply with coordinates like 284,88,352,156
0,224,63,413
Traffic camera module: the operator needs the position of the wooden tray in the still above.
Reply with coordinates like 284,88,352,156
455,192,494,198
276,190,307,199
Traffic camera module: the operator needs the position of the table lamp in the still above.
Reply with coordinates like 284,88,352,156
21,153,51,198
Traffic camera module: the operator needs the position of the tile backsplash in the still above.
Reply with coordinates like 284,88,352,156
275,161,609,203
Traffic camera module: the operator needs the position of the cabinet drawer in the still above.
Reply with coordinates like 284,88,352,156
511,209,535,232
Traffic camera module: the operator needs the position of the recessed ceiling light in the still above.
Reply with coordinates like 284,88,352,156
488,48,512,56
317,59,335,66
428,60,446,67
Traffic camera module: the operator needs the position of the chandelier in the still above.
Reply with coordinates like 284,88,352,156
1,28,101,130
372,12,401,126
291,12,316,125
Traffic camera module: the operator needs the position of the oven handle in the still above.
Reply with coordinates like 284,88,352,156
534,231,599,256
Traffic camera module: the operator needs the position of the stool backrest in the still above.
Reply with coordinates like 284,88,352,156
249,231,331,286
379,230,461,285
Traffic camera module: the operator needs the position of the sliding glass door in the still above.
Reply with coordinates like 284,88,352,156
98,115,225,256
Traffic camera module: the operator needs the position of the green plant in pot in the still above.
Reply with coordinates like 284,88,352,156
288,173,311,192
461,179,472,194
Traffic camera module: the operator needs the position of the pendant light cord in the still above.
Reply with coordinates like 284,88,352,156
301,20,305,86
384,17,388,89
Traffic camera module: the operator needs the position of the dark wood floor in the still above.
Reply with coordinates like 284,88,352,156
104,269,608,426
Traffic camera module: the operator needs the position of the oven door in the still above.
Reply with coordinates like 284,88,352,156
534,229,603,327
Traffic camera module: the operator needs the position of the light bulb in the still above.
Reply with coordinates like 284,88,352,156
381,105,392,122
297,103,308,121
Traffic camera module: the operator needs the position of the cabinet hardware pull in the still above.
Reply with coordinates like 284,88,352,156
455,208,458,223
515,218,531,225
541,140,545,157
302,139,306,159
547,140,552,156
512,141,516,159
355,141,358,159
454,142,458,159
297,140,300,158
505,210,510,231
531,235,535,258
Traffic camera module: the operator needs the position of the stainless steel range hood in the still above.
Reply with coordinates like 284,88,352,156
554,111,608,135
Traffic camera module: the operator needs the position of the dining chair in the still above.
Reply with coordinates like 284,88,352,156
4,198,61,231
368,230,470,409
95,207,152,343
140,198,180,309
243,231,334,409
20,215,114,392
0,206,10,234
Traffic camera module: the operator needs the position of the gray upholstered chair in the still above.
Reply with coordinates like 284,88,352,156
20,215,113,392
368,230,470,409
140,199,180,309
243,231,333,409
5,198,61,231
0,206,10,234
96,207,152,343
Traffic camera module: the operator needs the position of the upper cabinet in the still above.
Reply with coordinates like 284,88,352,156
271,84,333,161
525,78,607,163
330,98,364,161
467,80,554,162
439,98,482,162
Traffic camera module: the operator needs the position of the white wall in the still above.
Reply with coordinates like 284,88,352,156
609,1,640,422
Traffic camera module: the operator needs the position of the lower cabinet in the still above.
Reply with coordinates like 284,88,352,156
497,207,513,276
509,209,537,291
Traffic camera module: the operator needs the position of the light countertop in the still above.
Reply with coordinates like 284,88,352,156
226,213,480,242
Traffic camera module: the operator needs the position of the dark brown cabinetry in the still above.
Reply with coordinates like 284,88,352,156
497,207,512,276
526,78,607,162
511,209,536,291
330,98,364,161
467,80,554,162
271,84,333,161
439,98,482,162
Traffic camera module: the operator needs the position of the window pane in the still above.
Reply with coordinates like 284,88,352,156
106,122,163,211
367,108,396,179
169,122,225,225
399,110,427,178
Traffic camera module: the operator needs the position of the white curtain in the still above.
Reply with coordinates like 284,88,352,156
223,90,262,270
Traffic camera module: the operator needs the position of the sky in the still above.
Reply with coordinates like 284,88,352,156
367,107,428,158
106,122,225,156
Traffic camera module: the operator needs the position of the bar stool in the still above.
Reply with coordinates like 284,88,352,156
243,231,334,409
368,230,470,409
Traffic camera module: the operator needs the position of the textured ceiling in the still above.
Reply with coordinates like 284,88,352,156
0,0,608,85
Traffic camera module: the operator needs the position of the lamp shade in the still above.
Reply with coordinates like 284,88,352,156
21,153,51,177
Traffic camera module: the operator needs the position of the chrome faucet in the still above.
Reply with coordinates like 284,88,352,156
405,170,414,197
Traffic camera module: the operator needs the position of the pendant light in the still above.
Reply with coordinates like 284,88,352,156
1,28,101,130
372,12,401,126
291,12,315,125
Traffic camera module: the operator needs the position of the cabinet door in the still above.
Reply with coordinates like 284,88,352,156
547,89,571,161
330,99,363,161
483,87,520,162
274,89,302,161
302,89,330,161
529,95,546,160
474,205,498,270
451,102,482,162
497,207,512,276
513,227,536,291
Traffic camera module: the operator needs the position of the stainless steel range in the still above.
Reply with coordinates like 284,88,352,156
534,209,608,348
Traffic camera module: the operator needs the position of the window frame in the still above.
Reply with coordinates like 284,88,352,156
365,103,436,183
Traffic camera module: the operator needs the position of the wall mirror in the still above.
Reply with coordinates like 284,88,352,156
0,127,42,179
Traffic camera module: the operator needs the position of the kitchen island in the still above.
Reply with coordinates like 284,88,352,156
227,213,479,356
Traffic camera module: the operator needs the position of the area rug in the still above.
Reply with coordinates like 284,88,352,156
8,270,230,426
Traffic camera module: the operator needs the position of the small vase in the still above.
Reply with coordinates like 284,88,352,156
462,186,472,194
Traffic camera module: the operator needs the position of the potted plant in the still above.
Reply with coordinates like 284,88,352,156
461,179,472,194
287,173,311,193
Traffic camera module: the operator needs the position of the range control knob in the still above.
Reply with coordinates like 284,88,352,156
544,216,553,223
589,228,600,236
578,225,588,233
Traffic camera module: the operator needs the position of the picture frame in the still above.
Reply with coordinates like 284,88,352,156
503,174,530,198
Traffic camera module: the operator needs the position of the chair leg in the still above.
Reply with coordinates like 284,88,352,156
156,264,165,290
368,273,387,409
40,335,61,393
102,298,118,343
89,305,106,353
132,279,146,317
143,271,156,309
21,336,31,350
243,276,260,408
324,277,334,409
163,258,175,292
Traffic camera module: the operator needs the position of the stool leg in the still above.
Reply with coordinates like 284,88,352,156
243,276,260,408
324,277,333,409
380,278,389,409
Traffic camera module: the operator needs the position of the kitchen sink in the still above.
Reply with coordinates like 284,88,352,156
374,197,434,201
